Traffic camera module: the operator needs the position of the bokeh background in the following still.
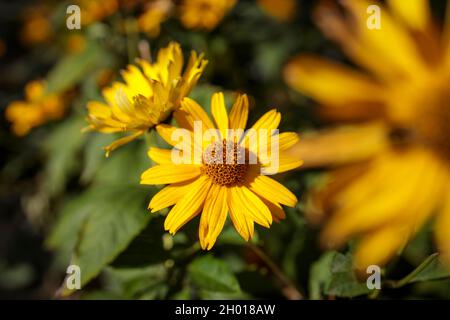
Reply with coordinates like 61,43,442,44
1,0,449,299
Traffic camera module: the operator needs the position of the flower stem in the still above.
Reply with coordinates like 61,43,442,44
247,244,303,300
384,253,439,289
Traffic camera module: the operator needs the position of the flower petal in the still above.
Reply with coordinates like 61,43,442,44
148,179,197,213
230,186,272,228
247,175,298,207
228,188,254,241
104,130,145,157
278,132,300,151
229,94,249,130
199,184,228,250
211,92,229,137
147,147,174,164
140,164,201,185
164,176,211,234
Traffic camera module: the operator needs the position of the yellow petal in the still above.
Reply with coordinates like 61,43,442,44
164,176,211,234
250,109,280,132
104,131,145,157
228,188,254,241
156,124,202,155
322,149,444,247
342,0,426,77
211,92,229,137
247,175,297,207
387,0,430,31
147,147,174,164
269,153,303,174
436,192,450,267
261,197,286,222
140,164,201,185
199,184,228,250
149,179,197,213
285,123,388,168
230,186,272,228
354,225,409,270
284,55,384,106
278,132,299,151
179,97,215,131
229,94,249,130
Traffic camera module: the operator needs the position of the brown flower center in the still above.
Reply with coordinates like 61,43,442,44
202,140,249,186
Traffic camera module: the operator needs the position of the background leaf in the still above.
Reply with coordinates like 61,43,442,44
188,254,241,294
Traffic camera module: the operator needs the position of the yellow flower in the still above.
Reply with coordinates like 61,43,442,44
141,92,302,249
6,81,65,136
85,42,208,156
78,0,119,25
257,0,298,22
138,0,173,37
284,0,450,270
179,0,236,30
20,6,53,46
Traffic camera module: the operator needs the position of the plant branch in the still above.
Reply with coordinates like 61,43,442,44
247,244,303,300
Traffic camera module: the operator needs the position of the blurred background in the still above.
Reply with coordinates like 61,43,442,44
1,0,449,300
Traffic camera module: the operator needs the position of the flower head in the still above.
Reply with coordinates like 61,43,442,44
6,80,65,136
179,0,236,30
284,0,450,269
141,92,302,249
138,0,173,37
85,42,208,156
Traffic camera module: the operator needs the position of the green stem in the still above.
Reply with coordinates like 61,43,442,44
247,244,303,300
384,253,439,289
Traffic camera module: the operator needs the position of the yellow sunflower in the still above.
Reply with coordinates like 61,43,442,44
85,42,208,156
6,80,65,136
284,0,450,270
140,92,302,249
179,0,236,30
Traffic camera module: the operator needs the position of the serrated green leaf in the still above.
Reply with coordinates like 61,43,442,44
59,185,153,296
188,255,241,294
309,251,336,300
324,252,370,298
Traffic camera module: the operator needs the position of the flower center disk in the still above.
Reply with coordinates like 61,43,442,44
202,140,249,186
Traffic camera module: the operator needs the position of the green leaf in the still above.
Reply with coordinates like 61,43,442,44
46,194,92,266
407,254,450,283
309,251,335,300
59,185,153,296
101,265,168,300
387,253,450,289
324,252,370,298
188,255,241,294
44,116,86,195
46,42,105,94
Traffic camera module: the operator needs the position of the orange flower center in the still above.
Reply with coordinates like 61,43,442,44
202,140,249,186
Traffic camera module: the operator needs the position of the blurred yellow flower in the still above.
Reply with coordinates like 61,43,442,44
66,34,87,54
6,81,65,136
257,0,298,22
20,6,53,46
78,0,119,25
85,42,208,156
138,0,173,37
141,92,302,249
179,0,236,30
284,0,450,270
